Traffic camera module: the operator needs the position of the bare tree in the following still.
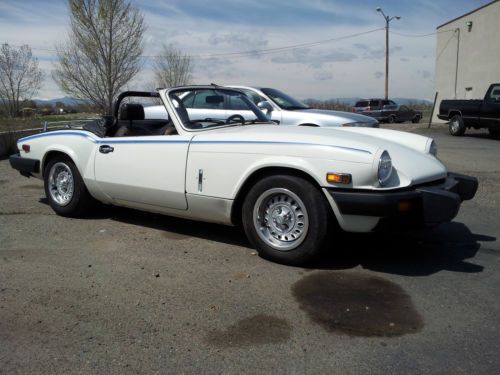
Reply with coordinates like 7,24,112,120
53,0,145,115
0,44,43,117
153,44,193,88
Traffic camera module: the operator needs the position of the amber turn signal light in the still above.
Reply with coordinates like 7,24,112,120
326,173,351,184
398,201,412,212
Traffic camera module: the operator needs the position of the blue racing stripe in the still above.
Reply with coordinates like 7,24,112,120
18,130,371,154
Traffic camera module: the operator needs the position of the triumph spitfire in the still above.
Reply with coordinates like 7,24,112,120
10,86,478,264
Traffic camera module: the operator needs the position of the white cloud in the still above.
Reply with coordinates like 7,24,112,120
1,0,485,101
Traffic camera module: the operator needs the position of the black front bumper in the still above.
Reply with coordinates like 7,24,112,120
328,173,478,229
9,153,40,178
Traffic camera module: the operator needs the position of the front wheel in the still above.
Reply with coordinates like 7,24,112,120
449,115,465,136
387,115,395,124
44,156,94,217
412,116,421,124
241,175,330,265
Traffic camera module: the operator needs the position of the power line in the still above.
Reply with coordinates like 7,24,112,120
144,28,386,59
389,28,455,37
1,28,385,61
3,26,450,61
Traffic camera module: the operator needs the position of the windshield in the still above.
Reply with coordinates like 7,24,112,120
260,88,310,110
168,88,269,130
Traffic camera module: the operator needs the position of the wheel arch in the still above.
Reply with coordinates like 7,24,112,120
231,166,326,226
42,150,76,175
448,110,462,119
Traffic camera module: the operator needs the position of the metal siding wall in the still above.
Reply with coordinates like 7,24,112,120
433,1,500,122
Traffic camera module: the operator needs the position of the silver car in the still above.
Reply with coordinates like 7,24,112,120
229,86,379,128
143,86,378,128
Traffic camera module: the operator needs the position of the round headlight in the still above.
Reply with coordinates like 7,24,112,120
378,150,392,186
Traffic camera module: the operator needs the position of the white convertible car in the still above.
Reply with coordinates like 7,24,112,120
10,86,478,264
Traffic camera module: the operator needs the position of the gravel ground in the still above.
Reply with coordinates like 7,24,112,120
1,124,499,374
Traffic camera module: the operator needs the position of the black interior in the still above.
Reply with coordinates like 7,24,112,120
81,92,179,137
115,103,175,136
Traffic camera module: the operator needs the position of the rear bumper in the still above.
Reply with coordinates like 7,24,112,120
328,172,478,229
9,153,40,178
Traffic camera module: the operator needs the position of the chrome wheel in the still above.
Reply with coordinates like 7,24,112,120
253,188,309,251
450,119,460,133
48,162,74,206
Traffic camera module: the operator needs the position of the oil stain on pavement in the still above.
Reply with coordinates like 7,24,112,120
292,271,423,337
206,314,292,347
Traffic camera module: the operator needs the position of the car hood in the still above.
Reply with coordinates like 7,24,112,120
294,108,376,123
191,125,447,188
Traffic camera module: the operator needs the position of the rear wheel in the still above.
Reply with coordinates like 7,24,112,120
44,156,94,217
241,175,330,265
449,115,465,136
387,115,396,124
412,116,421,124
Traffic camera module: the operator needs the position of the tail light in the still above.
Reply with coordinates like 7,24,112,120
22,144,30,153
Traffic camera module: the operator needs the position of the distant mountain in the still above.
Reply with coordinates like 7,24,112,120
33,96,91,107
317,97,433,106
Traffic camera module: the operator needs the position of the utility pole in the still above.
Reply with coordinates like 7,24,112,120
376,7,400,100
454,28,460,99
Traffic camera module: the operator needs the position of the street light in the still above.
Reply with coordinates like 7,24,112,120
376,7,400,100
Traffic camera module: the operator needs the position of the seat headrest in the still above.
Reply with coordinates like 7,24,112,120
120,103,145,121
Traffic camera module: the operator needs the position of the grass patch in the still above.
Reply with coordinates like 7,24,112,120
0,113,98,132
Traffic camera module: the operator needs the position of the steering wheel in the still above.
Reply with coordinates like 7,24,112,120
226,114,245,124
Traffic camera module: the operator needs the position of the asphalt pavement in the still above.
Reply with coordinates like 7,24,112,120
1,124,499,374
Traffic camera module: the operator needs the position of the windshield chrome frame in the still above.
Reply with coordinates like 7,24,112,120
161,85,271,133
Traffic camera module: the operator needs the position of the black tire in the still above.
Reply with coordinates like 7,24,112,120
449,115,465,136
387,115,395,124
488,128,500,137
44,155,94,217
241,174,330,265
412,116,421,124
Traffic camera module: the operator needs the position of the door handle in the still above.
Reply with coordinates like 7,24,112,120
99,145,114,154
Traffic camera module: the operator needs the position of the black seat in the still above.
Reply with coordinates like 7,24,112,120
120,103,145,121
115,104,145,137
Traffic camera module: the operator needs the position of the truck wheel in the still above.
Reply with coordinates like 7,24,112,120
387,115,396,124
242,175,330,265
44,156,94,217
488,128,500,137
412,116,421,124
449,115,465,136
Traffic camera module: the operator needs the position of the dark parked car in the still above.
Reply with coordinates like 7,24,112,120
362,104,423,124
352,98,396,113
437,83,500,136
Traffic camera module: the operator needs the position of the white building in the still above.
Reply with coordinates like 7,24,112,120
433,0,500,122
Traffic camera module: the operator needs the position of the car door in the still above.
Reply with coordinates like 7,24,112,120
398,106,411,122
94,134,192,210
481,84,500,128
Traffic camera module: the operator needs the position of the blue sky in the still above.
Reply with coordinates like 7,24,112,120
0,0,493,100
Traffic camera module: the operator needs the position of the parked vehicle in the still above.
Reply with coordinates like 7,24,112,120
10,86,478,265
144,86,379,128
437,83,500,136
362,104,423,124
352,98,396,113
229,86,379,128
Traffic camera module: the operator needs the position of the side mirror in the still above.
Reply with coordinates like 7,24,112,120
257,101,273,113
